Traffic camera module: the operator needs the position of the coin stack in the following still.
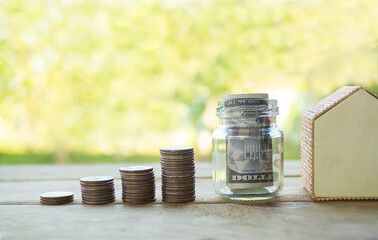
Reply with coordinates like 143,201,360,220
80,176,115,205
160,146,196,203
119,166,156,204
40,191,74,205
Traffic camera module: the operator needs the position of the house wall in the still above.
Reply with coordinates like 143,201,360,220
313,89,378,198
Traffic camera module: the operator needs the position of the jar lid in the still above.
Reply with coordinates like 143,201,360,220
226,93,269,99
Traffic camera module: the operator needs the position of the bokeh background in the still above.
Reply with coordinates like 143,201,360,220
0,0,377,164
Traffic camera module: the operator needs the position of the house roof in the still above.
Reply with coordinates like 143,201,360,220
303,86,378,121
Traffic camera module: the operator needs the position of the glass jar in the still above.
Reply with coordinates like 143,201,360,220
212,93,284,201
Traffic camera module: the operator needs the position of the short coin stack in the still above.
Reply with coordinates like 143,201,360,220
119,166,156,204
160,146,196,203
80,176,115,205
40,191,74,205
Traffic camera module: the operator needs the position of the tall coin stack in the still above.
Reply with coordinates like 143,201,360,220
80,176,115,205
160,146,196,203
119,166,156,204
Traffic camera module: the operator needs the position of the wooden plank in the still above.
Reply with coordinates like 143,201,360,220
0,161,300,181
0,177,312,204
0,202,377,240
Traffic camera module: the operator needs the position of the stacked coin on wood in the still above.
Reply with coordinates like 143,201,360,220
40,191,74,205
119,166,156,204
80,176,115,205
160,146,196,203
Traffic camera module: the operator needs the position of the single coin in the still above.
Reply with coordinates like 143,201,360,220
161,167,195,172
162,176,195,180
161,171,195,177
81,192,115,197
40,196,74,203
160,154,194,158
162,190,195,195
40,191,74,199
160,162,195,167
119,166,153,173
80,176,114,183
81,189,115,194
41,199,73,205
40,196,74,202
80,183,114,188
162,184,195,189
122,192,155,196
122,195,155,200
121,176,155,182
124,193,155,199
162,198,195,203
122,188,155,193
41,196,74,201
160,160,194,165
120,174,154,179
122,185,156,189
122,184,155,189
123,198,156,203
160,146,193,151
162,186,195,191
162,182,195,187
121,181,155,186
81,198,115,203
82,199,115,205
81,193,115,197
123,198,156,204
161,177,195,182
82,196,115,201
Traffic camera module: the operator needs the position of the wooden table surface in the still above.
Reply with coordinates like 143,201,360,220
1,161,377,240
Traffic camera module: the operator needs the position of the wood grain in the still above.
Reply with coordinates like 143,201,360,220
1,202,377,240
1,161,376,240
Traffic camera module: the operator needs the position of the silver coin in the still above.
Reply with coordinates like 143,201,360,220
80,176,114,183
119,166,153,173
40,191,74,199
160,146,193,151
82,199,115,205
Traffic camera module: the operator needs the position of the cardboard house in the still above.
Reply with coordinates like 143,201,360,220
301,86,378,200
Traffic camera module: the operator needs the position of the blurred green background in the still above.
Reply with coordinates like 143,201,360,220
0,0,377,164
